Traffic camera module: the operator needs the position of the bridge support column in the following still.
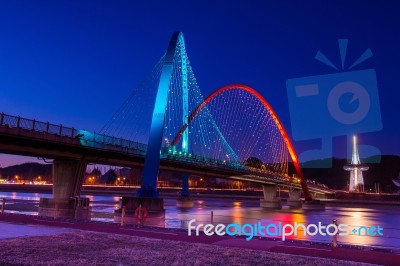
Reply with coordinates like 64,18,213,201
176,174,194,208
312,192,328,199
116,33,189,222
260,185,281,209
115,192,165,224
302,192,325,210
114,197,165,225
39,159,90,220
287,189,302,208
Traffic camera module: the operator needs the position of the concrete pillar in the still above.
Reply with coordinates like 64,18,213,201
313,193,327,199
114,197,165,225
302,199,326,210
176,174,194,208
39,159,90,220
53,159,85,198
116,170,165,222
260,185,281,209
181,174,190,198
287,189,302,208
302,192,326,210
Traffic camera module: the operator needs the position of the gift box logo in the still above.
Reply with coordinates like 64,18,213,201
286,39,382,167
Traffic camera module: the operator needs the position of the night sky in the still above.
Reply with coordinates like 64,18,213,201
0,1,399,167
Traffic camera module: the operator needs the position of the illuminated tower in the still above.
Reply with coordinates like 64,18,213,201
344,135,369,192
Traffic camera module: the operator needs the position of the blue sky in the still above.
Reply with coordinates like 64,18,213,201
0,0,399,167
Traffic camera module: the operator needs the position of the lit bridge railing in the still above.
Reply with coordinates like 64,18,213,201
161,148,332,191
0,112,147,153
161,147,290,180
162,147,245,170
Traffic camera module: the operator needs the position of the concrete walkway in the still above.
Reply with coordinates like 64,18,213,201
0,221,77,239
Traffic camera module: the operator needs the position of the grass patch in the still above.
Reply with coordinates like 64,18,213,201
0,231,370,266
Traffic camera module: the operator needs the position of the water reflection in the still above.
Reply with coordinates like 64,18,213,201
330,207,388,248
231,202,243,224
233,201,241,207
196,200,204,206
2,191,400,250
259,212,309,241
0,192,51,201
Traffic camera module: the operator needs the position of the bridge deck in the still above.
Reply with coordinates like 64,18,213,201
0,112,332,194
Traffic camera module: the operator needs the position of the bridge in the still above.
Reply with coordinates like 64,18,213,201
0,32,331,221
0,112,330,192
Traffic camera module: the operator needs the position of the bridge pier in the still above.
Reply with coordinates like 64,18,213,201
287,189,302,208
302,199,325,210
301,192,326,210
114,197,165,225
312,192,328,199
176,174,194,208
116,33,188,220
39,159,90,220
115,173,164,223
260,185,281,209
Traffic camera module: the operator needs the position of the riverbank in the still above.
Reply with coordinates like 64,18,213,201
1,183,399,208
0,213,397,265
321,198,400,209
0,183,264,198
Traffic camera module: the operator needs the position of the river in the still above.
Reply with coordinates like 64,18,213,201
1,191,399,251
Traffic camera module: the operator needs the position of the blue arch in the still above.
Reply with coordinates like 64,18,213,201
137,32,187,198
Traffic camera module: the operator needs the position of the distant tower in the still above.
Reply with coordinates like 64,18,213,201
344,135,369,192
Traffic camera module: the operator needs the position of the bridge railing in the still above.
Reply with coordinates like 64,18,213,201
77,130,147,153
161,148,293,180
161,147,331,191
0,112,147,153
1,113,76,137
161,148,246,171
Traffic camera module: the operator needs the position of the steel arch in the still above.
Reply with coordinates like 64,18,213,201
171,84,312,201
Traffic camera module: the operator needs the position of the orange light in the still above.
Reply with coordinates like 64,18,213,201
171,84,312,201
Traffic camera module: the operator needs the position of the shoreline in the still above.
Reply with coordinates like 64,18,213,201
0,213,399,265
1,183,399,208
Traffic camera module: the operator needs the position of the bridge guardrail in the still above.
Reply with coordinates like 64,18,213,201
0,112,147,154
161,149,331,192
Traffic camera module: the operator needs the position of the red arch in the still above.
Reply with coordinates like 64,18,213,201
172,84,312,201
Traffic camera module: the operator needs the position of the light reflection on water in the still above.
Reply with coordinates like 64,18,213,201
5,210,38,216
2,192,400,250
0,192,52,201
